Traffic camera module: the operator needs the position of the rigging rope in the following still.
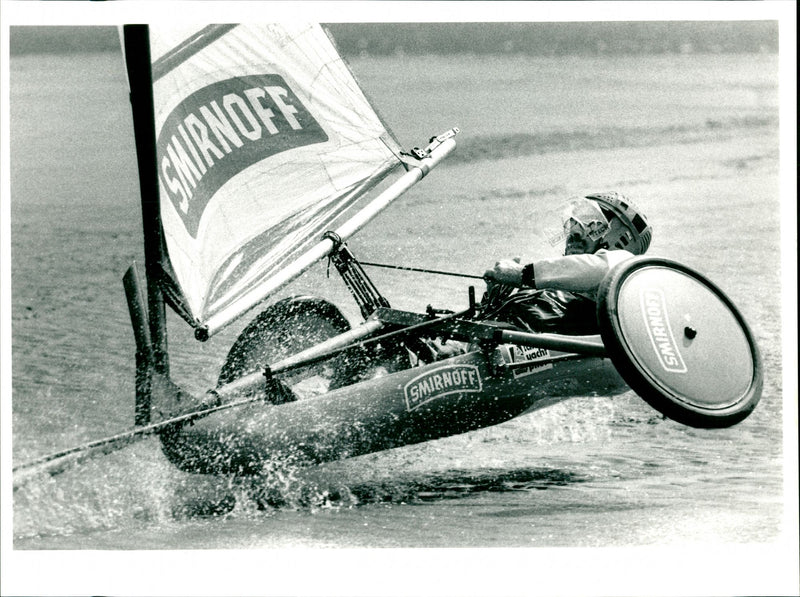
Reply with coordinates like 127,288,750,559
360,261,484,280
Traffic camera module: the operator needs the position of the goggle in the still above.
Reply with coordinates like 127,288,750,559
563,217,609,241
561,199,609,241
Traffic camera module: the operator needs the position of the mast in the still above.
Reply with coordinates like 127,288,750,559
123,25,169,375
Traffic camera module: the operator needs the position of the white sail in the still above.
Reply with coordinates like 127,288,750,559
145,24,403,328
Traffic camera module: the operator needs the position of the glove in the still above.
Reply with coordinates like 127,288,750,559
484,258,524,287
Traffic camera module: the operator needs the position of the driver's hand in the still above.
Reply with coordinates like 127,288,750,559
483,258,523,287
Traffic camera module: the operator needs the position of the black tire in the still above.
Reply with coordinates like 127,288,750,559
218,296,352,401
597,257,762,428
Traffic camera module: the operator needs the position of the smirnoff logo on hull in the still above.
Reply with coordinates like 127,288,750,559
156,74,328,237
404,364,482,412
640,288,687,373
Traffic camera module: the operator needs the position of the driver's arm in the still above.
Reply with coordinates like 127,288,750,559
485,249,635,293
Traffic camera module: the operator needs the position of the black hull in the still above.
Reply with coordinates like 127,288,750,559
158,351,627,476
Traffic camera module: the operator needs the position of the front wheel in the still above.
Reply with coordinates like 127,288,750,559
217,296,412,401
218,296,353,401
597,257,762,428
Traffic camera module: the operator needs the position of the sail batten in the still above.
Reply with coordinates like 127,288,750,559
136,23,407,332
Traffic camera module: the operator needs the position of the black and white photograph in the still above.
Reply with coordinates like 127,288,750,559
1,2,797,596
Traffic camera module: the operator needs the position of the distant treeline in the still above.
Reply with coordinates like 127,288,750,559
10,22,778,57
328,22,778,56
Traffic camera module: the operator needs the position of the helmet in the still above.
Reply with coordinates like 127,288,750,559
585,192,652,255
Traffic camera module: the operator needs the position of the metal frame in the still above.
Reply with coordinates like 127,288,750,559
324,236,391,319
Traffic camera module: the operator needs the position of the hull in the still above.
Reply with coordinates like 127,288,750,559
159,349,627,476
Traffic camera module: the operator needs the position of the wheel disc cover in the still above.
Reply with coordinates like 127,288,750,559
598,258,762,427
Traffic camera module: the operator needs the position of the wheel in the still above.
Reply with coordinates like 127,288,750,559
218,296,353,402
597,257,762,428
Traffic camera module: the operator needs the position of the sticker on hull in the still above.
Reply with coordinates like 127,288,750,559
498,345,555,379
404,364,482,411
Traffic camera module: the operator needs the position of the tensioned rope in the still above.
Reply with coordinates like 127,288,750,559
360,261,484,280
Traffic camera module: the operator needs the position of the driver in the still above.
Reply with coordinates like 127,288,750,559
478,191,653,336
